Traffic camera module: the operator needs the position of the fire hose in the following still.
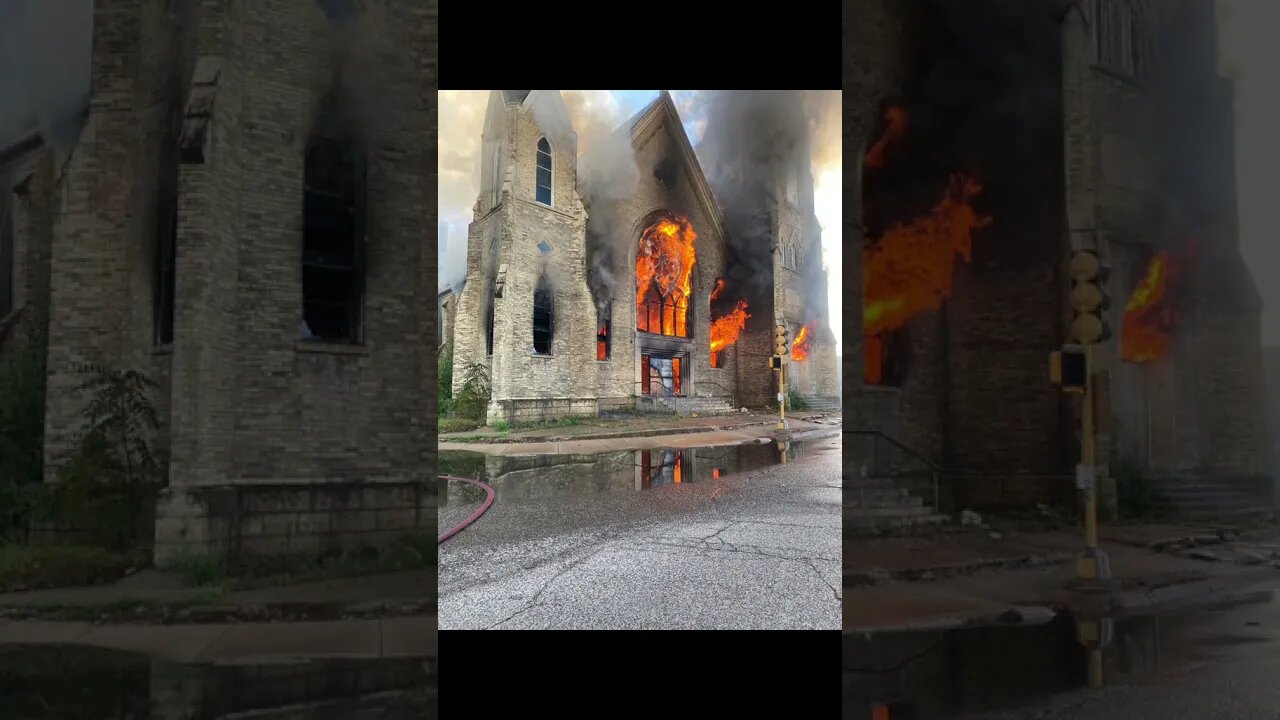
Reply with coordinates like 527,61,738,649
437,475,494,543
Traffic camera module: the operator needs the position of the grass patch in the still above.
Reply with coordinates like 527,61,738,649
0,544,144,592
491,419,509,433
439,416,484,433
168,534,438,591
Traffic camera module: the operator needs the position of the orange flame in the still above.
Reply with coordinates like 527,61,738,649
636,216,697,337
1120,240,1198,363
710,299,750,366
864,105,908,170
711,278,725,302
791,320,817,361
862,174,992,382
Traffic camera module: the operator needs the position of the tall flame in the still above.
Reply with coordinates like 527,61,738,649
636,216,697,337
710,299,750,356
864,105,908,170
1120,240,1198,363
862,174,992,382
792,320,817,361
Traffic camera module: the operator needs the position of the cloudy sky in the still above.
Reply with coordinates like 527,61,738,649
437,90,845,354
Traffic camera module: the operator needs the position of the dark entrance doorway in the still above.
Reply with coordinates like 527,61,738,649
640,352,684,396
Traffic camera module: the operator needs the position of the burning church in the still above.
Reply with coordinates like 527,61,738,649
846,0,1272,515
449,91,839,425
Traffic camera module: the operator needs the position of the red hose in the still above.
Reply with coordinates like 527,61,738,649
438,475,495,543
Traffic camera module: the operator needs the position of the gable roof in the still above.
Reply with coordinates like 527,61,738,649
618,91,724,241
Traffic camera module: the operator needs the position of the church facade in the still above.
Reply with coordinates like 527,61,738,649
449,91,840,425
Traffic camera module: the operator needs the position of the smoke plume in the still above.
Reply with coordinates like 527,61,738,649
530,91,640,312
0,0,92,153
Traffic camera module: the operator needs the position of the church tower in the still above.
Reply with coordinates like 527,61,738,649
452,91,598,424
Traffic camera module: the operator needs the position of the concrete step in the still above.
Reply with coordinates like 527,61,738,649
800,396,841,410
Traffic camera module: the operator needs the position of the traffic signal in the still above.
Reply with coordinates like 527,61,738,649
769,356,782,370
1051,344,1087,392
774,324,788,356
1068,250,1111,345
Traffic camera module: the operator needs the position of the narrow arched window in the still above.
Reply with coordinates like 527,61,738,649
302,98,365,343
532,276,553,354
535,138,552,206
485,290,495,355
153,108,180,345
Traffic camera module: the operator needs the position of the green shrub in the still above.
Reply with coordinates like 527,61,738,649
53,365,165,550
492,420,509,433
787,388,808,412
438,341,453,417
1114,456,1163,519
169,550,227,587
0,544,138,592
0,314,47,541
452,362,491,420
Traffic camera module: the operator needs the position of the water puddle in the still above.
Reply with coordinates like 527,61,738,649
439,438,810,507
0,645,437,719
844,591,1276,719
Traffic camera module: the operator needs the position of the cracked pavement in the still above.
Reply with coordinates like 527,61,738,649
438,433,841,629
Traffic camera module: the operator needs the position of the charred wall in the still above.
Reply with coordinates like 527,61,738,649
854,0,1070,494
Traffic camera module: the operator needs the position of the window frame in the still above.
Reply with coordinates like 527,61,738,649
301,99,366,345
535,137,553,207
532,277,553,355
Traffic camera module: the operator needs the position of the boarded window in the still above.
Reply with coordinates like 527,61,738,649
535,138,552,206
302,99,364,343
532,276,552,354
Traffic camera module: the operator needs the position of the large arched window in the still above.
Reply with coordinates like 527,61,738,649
302,98,365,343
535,138,552,206
532,276,553,354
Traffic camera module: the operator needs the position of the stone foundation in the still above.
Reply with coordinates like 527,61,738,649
153,480,435,568
485,397,599,425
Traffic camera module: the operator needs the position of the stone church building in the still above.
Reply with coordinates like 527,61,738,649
0,0,436,564
449,90,840,425
845,0,1273,516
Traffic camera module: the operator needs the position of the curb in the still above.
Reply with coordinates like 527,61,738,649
441,419,782,445
844,552,1075,586
1105,566,1280,614
845,604,1059,633
0,598,438,625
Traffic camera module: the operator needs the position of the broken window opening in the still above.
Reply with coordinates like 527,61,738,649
153,120,179,345
485,289,495,356
876,327,909,388
637,281,690,339
302,99,365,344
535,138,552,206
532,276,553,355
711,349,723,368
596,302,611,361
0,194,12,320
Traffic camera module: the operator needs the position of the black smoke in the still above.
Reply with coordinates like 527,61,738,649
699,91,813,326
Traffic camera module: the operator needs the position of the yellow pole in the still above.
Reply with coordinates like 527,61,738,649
1083,343,1098,553
778,360,787,431
1087,648,1104,688
1075,343,1110,581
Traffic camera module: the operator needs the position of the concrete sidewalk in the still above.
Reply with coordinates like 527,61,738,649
440,417,837,455
0,568,433,621
0,615,438,661
844,524,1280,631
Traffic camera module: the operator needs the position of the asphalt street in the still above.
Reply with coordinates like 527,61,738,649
961,588,1280,720
438,433,842,629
